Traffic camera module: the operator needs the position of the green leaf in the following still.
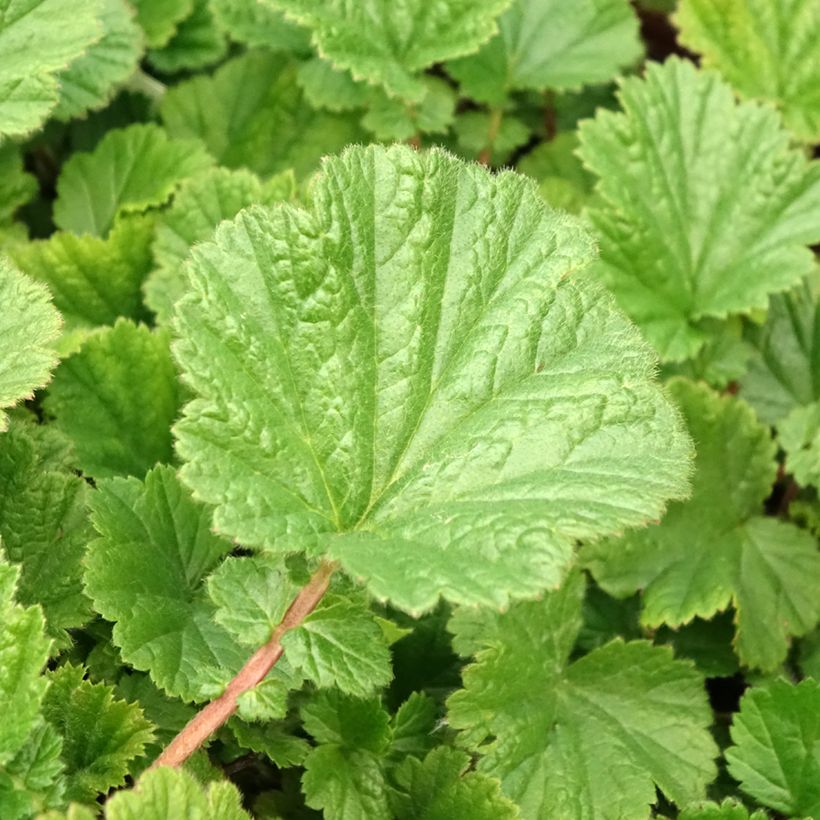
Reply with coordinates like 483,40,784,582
211,0,311,52
0,142,36,224
268,0,511,101
584,379,820,670
780,400,820,487
41,664,154,802
173,144,691,614
0,0,101,137
282,594,393,696
10,214,154,333
229,720,310,768
0,421,92,640
577,57,820,361
389,693,437,759
0,259,61,433
85,465,246,701
361,78,456,141
726,679,820,817
297,58,371,113
144,167,296,324
676,0,820,142
301,690,390,753
452,110,531,165
131,0,193,48
447,571,718,818
54,0,144,121
161,51,365,178
390,747,518,820
741,275,820,424
44,320,181,479
104,766,250,819
147,0,227,74
448,0,641,103
53,123,213,237
679,798,768,820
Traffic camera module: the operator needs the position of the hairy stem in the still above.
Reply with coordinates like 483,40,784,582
150,560,337,770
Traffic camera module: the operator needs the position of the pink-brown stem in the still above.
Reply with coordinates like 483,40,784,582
150,560,337,769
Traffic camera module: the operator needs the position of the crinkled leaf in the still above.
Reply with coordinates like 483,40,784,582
53,123,213,237
229,721,310,768
448,0,641,103
780,400,820,487
268,0,511,101
578,57,820,361
41,665,154,802
741,275,820,424
676,0,820,142
0,259,61,433
0,0,101,137
452,110,531,165
11,214,154,333
54,0,144,121
391,747,518,820
211,0,310,52
447,571,718,818
85,465,246,701
173,143,691,615
0,422,92,640
282,595,393,696
584,379,820,670
147,0,227,74
104,766,250,820
131,0,193,48
161,51,364,178
679,799,768,820
297,58,371,113
361,78,456,141
44,320,181,479
726,679,820,817
301,690,390,753
144,167,295,323
0,142,36,223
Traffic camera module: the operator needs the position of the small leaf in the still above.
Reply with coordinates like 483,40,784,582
131,0,193,48
147,0,227,74
0,142,36,224
726,679,820,817
211,0,311,52
53,123,213,237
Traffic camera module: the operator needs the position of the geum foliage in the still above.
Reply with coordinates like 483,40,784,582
172,143,692,615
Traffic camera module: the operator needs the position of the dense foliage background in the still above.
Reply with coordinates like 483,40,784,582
1,1,819,818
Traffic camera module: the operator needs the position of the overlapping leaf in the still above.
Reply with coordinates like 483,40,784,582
676,0,820,141
578,57,820,361
585,379,820,670
447,571,718,818
0,142,36,224
173,143,692,614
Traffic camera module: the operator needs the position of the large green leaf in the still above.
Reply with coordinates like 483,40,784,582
448,0,641,103
0,0,101,137
267,0,511,101
173,144,692,614
584,379,820,670
577,57,820,361
676,0,820,142
447,571,718,817
0,259,61,432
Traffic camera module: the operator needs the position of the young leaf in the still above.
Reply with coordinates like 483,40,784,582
11,214,154,334
268,0,511,101
103,766,250,819
390,747,518,820
297,58,371,113
0,259,61,432
44,320,181,479
577,57,820,361
146,0,227,74
53,0,144,122
361,79,456,141
144,167,296,323
173,143,691,615
131,0,193,49
53,124,213,236
0,0,101,137
779,400,820,488
676,0,820,142
41,665,154,802
160,51,365,178
448,0,642,104
447,571,718,818
85,465,246,701
0,422,92,640
741,275,820,424
726,679,820,817
584,379,820,670
210,0,311,53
